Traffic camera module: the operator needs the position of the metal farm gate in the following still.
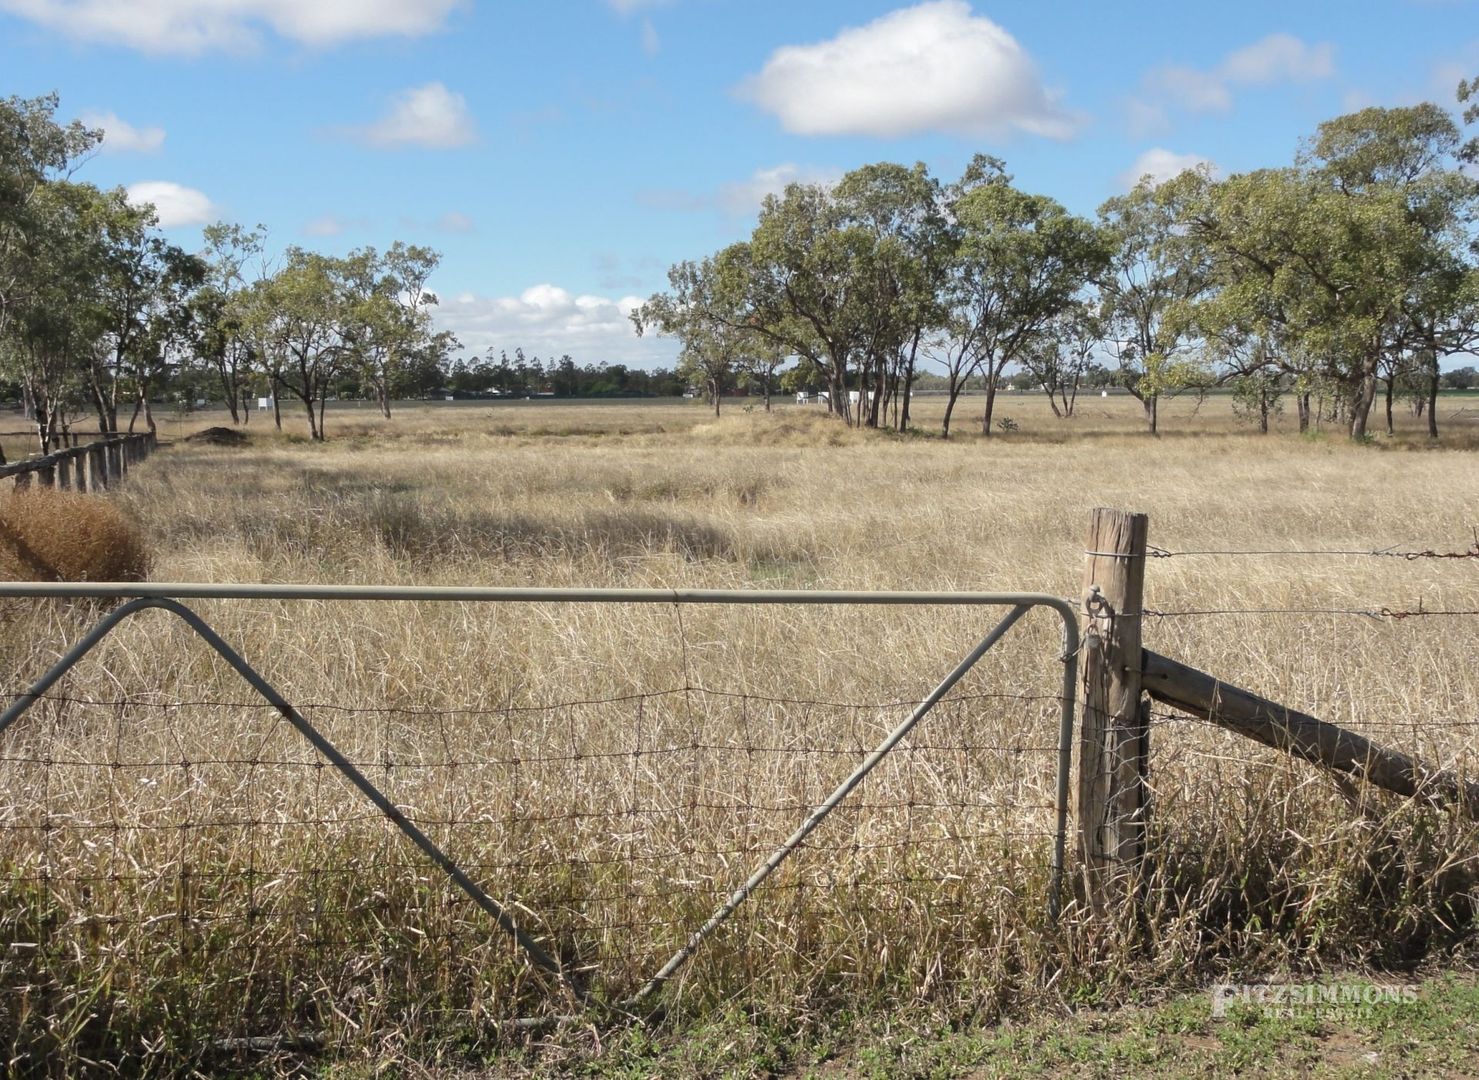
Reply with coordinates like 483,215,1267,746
0,583,1079,1029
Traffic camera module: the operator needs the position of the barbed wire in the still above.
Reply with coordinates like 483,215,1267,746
0,686,1071,716
1138,605,1479,621
1139,536,1479,560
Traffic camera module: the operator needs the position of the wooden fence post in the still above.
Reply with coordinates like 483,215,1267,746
89,444,108,490
56,454,72,490
1079,507,1150,908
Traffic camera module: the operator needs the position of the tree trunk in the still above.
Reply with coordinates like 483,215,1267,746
900,332,919,434
981,365,999,437
223,374,241,424
302,394,320,441
942,384,963,439
867,361,885,429
1297,392,1310,433
1349,369,1377,440
378,379,392,419
830,372,850,425
1384,375,1395,437
1146,395,1158,435
1427,357,1440,440
711,377,721,417
271,378,283,431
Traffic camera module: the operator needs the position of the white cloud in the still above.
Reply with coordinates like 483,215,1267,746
1124,98,1169,138
79,109,164,153
125,180,216,227
304,214,349,236
1142,66,1233,113
716,163,843,214
1129,33,1336,127
351,83,477,149
438,284,677,367
638,163,842,217
1221,33,1335,84
1117,148,1217,190
0,0,461,54
735,0,1077,140
640,17,660,57
606,0,672,13
434,211,475,233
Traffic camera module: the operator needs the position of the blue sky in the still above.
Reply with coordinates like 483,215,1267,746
2,0,1476,368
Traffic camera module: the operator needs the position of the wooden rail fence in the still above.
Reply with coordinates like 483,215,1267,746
1077,507,1478,909
0,431,157,493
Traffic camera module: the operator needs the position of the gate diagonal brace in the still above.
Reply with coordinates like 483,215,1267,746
0,597,575,997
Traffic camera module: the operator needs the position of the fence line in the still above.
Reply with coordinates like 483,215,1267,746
0,511,1473,1055
0,430,157,492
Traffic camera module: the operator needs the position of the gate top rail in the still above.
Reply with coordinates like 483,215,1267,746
0,582,1078,618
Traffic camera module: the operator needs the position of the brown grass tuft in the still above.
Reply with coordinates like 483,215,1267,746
692,407,867,446
0,488,151,581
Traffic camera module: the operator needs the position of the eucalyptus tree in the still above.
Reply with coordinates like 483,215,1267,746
247,248,349,440
1462,72,1479,163
632,249,758,416
744,183,876,423
739,337,788,412
87,190,203,433
1303,104,1478,438
0,179,108,451
197,222,268,424
1018,297,1104,418
1181,105,1476,440
1096,170,1214,433
945,166,1108,436
340,241,452,418
0,94,100,336
832,161,950,429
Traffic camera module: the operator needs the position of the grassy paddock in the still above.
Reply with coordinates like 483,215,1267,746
0,397,1476,1072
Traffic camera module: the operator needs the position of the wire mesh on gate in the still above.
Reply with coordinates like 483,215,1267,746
0,587,1077,1058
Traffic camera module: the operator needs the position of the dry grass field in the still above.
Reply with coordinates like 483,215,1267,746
0,393,1476,1073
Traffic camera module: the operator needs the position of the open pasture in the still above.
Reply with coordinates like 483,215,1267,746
0,397,1476,1070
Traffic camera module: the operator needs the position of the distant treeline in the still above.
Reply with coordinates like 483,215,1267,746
441,350,686,399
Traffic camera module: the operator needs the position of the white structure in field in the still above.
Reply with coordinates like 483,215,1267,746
257,397,271,410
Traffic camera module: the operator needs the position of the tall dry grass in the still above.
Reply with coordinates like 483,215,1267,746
0,488,151,582
0,398,1475,1071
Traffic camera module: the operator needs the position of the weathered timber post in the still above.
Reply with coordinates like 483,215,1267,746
35,459,55,489
107,440,122,483
1079,507,1150,908
72,449,87,493
56,454,72,490
89,444,108,490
